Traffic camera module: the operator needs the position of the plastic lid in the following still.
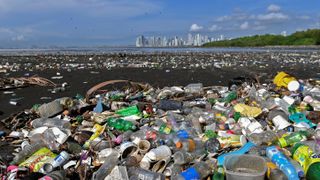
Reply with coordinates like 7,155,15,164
288,80,300,91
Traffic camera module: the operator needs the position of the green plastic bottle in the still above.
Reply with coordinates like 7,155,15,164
277,130,313,147
116,105,140,117
223,91,237,103
291,143,320,180
107,118,136,131
212,166,224,180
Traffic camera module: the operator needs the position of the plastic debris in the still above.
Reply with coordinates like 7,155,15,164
1,72,320,180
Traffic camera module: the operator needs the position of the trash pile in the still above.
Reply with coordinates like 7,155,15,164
1,71,320,180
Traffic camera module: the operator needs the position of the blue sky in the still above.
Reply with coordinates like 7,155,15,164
0,0,319,47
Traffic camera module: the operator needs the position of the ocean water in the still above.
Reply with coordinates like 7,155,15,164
0,46,317,55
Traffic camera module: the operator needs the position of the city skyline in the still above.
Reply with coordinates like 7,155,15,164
136,33,227,47
0,0,319,47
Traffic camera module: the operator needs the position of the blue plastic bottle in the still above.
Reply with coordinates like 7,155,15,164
266,146,299,180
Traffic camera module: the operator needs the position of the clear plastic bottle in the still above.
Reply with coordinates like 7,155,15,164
288,157,304,178
248,131,278,145
314,124,320,154
92,151,119,180
175,139,196,152
127,166,165,180
31,117,71,129
39,170,66,180
173,150,194,165
11,141,45,165
166,112,180,131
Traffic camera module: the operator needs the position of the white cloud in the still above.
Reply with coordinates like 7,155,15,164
215,15,232,22
208,25,221,32
189,24,203,32
267,4,281,12
257,12,289,21
240,21,249,30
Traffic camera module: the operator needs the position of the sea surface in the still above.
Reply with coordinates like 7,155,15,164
0,46,318,55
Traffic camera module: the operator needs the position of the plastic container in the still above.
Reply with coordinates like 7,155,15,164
38,100,63,118
223,154,267,180
273,71,300,91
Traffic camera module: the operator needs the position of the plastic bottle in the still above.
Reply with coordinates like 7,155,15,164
288,157,304,178
314,124,320,154
107,118,136,132
116,105,140,117
266,146,299,180
223,91,237,103
175,139,196,152
173,150,194,165
277,130,313,148
92,151,119,180
291,143,320,180
212,166,224,180
42,151,70,173
83,124,105,149
205,138,221,154
163,163,182,178
127,166,165,180
11,141,45,165
159,123,172,134
31,117,71,129
266,162,287,180
39,170,66,180
177,160,214,180
130,127,157,142
166,112,180,131
248,131,278,145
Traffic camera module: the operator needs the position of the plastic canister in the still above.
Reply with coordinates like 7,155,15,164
273,72,300,91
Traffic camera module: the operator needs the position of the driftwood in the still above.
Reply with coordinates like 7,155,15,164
85,79,152,103
0,76,56,90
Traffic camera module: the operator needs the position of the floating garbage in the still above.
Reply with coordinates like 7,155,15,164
1,72,320,179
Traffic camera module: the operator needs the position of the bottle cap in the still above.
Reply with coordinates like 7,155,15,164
288,80,300,91
176,142,183,149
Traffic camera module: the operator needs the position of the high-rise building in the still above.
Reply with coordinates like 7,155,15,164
135,33,225,47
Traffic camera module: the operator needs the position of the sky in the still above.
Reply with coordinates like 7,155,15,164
0,0,319,47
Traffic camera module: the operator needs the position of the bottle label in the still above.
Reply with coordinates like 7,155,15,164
278,137,287,147
293,145,320,172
